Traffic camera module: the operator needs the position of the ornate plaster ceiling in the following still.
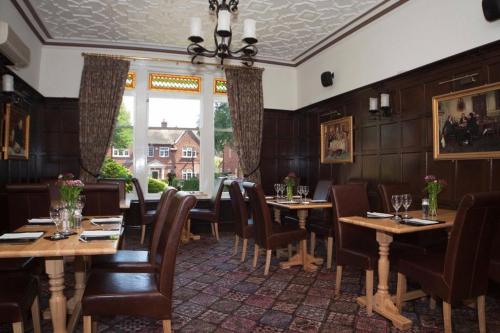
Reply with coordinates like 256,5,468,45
14,0,402,65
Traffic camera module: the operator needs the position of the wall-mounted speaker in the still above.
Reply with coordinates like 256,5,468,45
483,0,500,21
321,71,334,87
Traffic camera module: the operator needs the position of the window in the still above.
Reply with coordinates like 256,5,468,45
214,100,241,179
182,169,193,179
148,146,154,157
159,146,169,157
112,148,129,157
182,147,196,158
150,168,162,179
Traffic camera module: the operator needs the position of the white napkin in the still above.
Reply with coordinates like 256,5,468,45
28,218,53,224
311,199,327,203
280,200,300,204
265,196,274,199
90,217,123,224
0,232,44,240
81,230,121,237
367,212,394,218
405,218,439,225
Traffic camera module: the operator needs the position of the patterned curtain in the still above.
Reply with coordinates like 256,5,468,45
78,55,130,182
225,66,264,183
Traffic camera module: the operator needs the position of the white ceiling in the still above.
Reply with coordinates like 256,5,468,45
16,0,397,65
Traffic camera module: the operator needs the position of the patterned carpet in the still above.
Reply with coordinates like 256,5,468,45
4,229,500,333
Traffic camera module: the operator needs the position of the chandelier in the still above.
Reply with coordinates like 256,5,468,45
187,0,258,66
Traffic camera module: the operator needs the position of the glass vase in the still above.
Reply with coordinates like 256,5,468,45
428,193,438,217
286,184,293,201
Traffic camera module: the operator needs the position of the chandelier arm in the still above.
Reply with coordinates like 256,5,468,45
228,44,258,57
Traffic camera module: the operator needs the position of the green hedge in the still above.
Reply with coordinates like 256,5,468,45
148,178,167,193
100,158,133,192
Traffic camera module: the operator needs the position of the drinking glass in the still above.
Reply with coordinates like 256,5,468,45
274,183,280,198
402,194,412,218
297,185,303,201
279,184,285,198
49,207,62,238
303,186,309,200
391,194,403,220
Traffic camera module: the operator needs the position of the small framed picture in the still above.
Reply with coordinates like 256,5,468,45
432,82,500,160
2,103,30,160
320,116,353,164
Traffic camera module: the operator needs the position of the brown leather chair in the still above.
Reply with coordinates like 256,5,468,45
396,191,500,333
82,191,197,333
0,272,41,333
331,183,378,315
226,180,254,262
377,183,448,254
243,182,307,275
6,184,51,231
132,178,157,244
82,183,121,216
91,187,177,273
188,177,226,241
489,227,500,284
98,178,127,203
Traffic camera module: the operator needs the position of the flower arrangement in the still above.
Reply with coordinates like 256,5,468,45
283,172,298,200
424,175,447,216
57,173,84,206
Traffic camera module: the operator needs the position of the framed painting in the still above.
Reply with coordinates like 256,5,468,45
432,82,500,160
320,116,353,164
2,103,30,159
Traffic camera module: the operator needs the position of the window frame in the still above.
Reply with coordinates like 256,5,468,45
112,147,130,157
159,146,170,157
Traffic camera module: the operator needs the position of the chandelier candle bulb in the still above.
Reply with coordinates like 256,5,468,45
243,19,256,40
190,17,202,38
217,9,231,37
2,74,14,92
380,93,390,107
369,97,378,112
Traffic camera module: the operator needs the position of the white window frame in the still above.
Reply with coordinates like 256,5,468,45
112,147,129,157
182,146,196,158
159,146,170,157
182,169,193,180
148,145,154,157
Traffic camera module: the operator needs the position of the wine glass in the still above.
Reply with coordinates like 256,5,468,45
274,183,280,198
49,207,62,238
402,194,412,219
297,185,303,201
303,186,309,201
279,184,285,199
391,195,403,221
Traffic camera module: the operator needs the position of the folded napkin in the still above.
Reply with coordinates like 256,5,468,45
280,200,300,204
81,230,121,238
404,218,439,225
265,196,274,199
367,212,394,218
311,199,327,203
90,217,123,224
28,218,53,224
0,232,44,240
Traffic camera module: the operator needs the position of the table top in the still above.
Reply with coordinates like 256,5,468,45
0,217,121,258
339,209,456,234
266,198,332,210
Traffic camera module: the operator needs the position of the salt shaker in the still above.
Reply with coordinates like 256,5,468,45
422,198,429,218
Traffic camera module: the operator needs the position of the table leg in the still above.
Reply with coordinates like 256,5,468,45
66,256,87,333
181,219,200,243
273,207,281,224
45,257,67,333
357,231,412,330
279,209,321,271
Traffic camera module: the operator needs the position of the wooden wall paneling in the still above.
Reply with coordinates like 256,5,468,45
380,153,401,183
454,160,490,200
380,121,400,150
426,156,455,207
400,84,425,116
488,60,500,83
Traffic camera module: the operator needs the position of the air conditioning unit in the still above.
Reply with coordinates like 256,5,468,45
0,21,30,67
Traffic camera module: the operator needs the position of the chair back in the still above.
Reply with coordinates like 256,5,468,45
81,184,121,216
226,180,250,237
313,180,333,201
243,182,273,248
98,178,127,203
156,192,197,310
149,187,177,265
6,184,51,231
331,183,375,250
377,183,414,213
132,178,146,217
211,177,227,217
443,191,500,303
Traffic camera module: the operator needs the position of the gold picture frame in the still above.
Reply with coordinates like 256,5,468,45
320,116,353,164
2,103,30,160
432,82,500,160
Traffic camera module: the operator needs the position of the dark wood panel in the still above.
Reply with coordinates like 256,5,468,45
380,122,400,149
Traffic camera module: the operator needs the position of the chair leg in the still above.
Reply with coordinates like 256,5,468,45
241,238,248,262
396,273,407,312
163,319,172,333
478,295,486,333
233,235,239,256
443,301,452,333
210,223,215,236
366,270,374,316
12,322,23,333
264,249,272,275
31,295,42,333
140,225,146,245
213,223,220,241
288,244,293,259
335,265,343,296
310,232,316,256
326,237,333,269
430,296,437,310
253,244,259,268
83,315,92,333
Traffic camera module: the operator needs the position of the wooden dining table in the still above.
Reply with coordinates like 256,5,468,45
339,209,456,330
266,198,332,271
0,217,122,333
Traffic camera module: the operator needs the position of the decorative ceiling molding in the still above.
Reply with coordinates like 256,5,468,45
12,0,408,67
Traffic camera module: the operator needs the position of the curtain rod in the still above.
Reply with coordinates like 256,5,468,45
80,52,251,69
